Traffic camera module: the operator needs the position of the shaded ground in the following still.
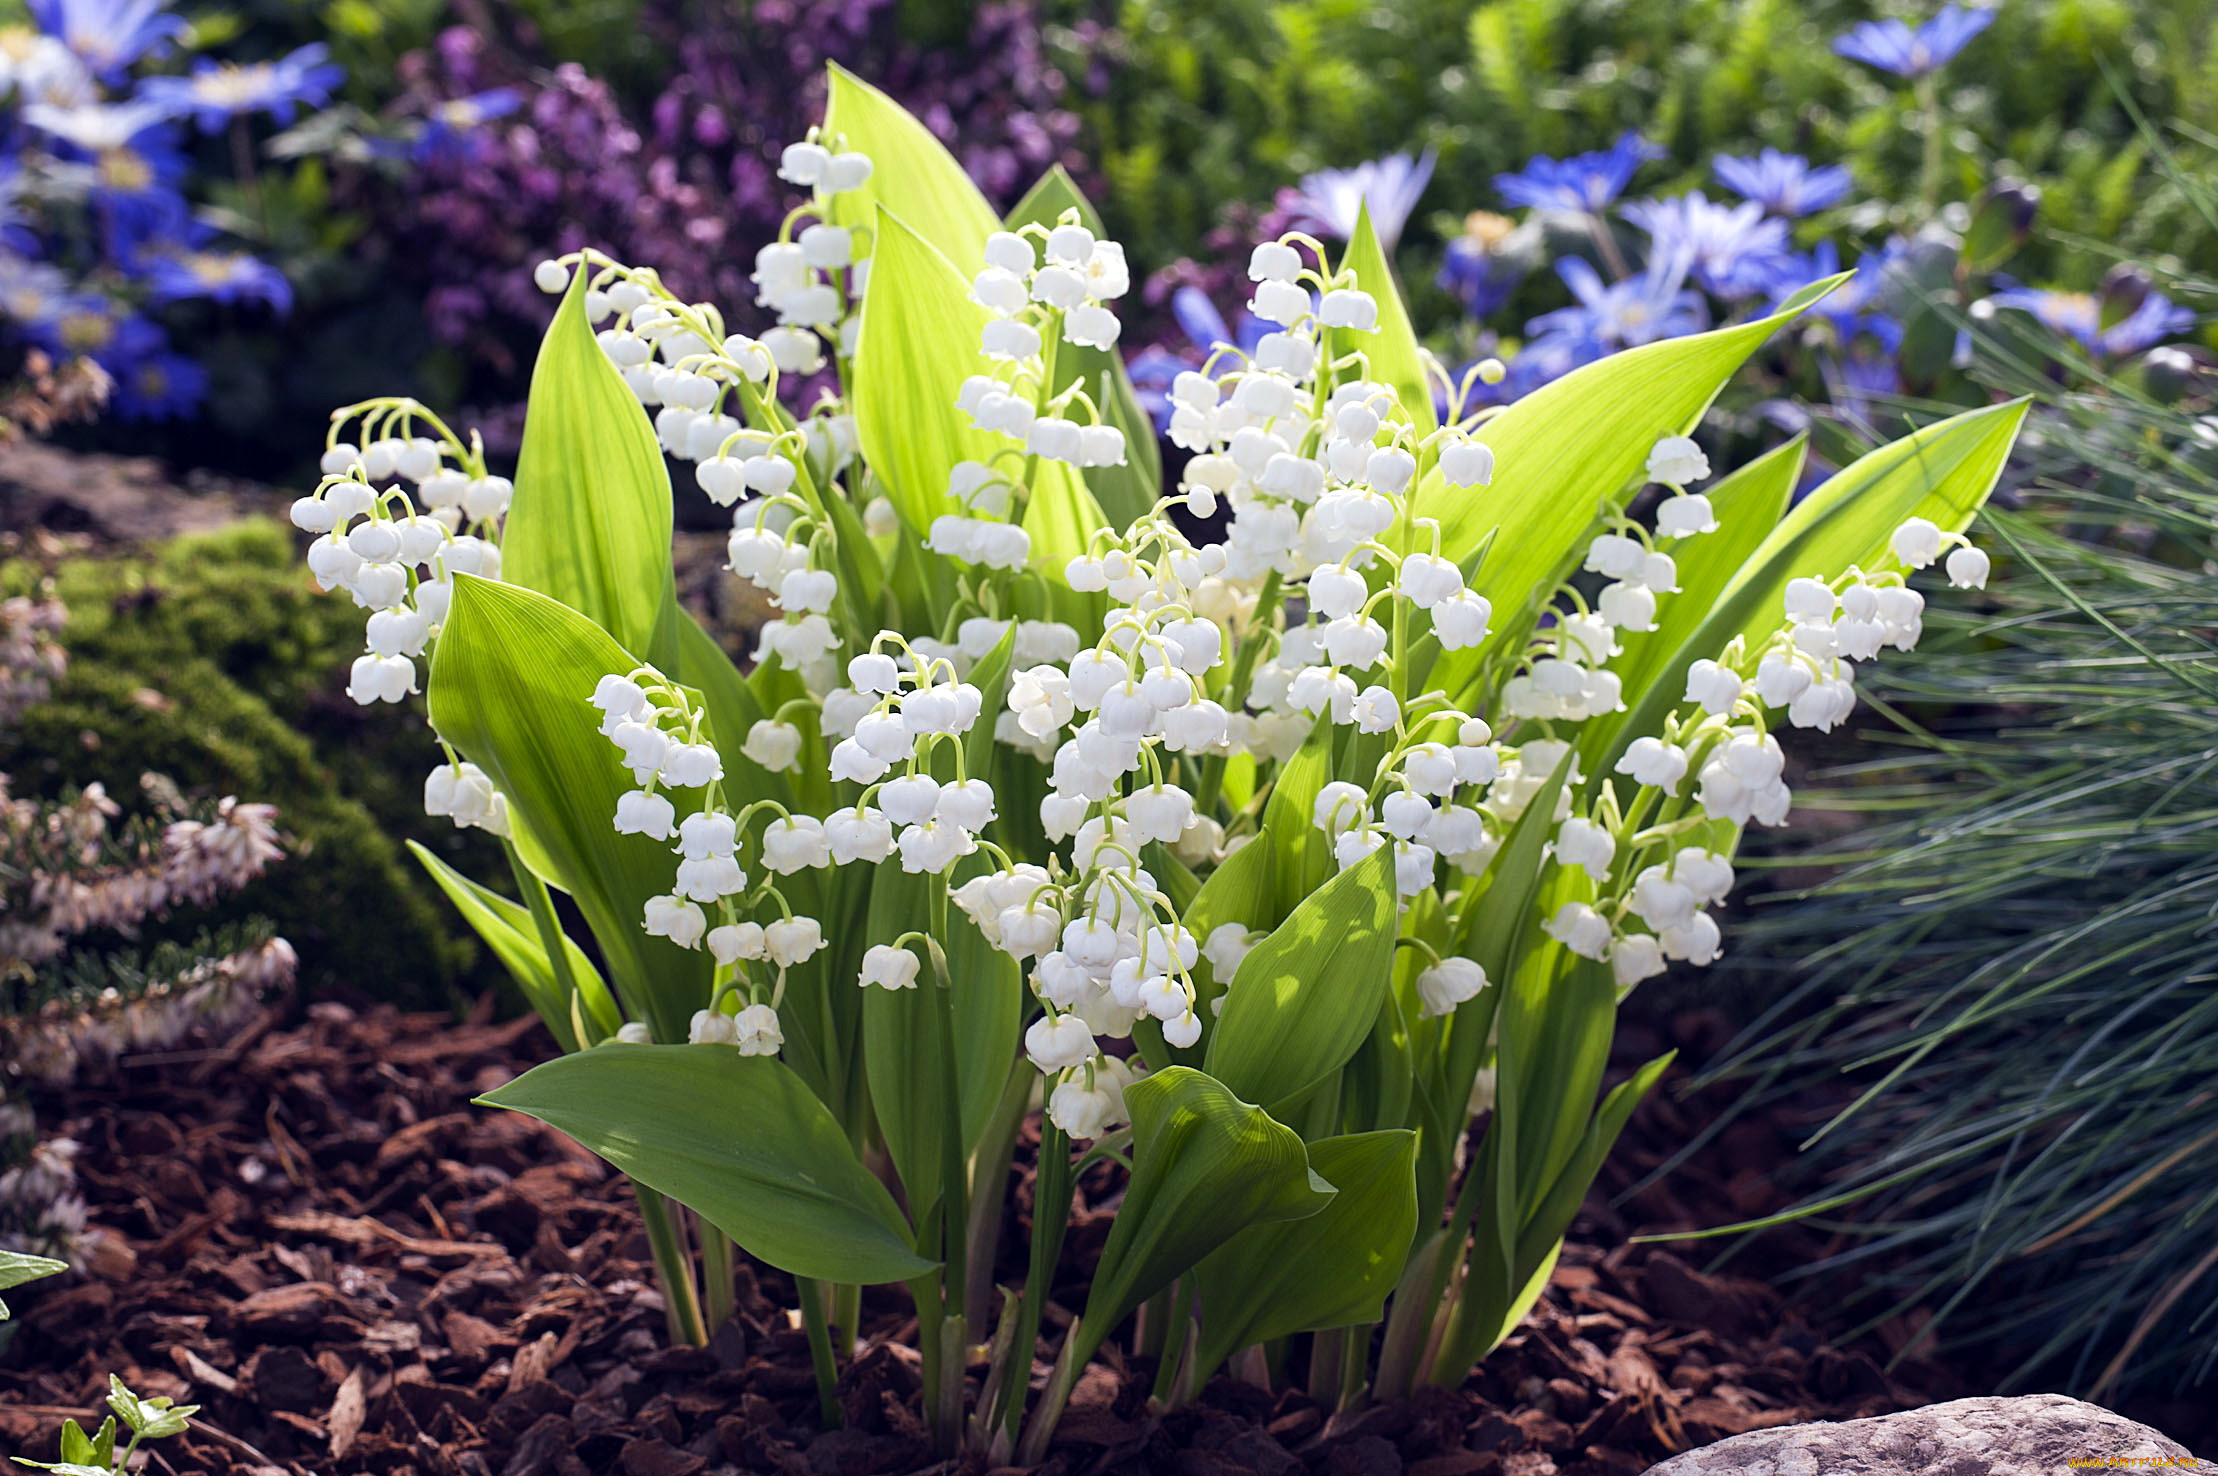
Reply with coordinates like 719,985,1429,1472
0,1001,1943,1475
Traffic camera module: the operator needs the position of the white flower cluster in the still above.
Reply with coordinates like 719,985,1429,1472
291,413,506,711
1536,508,1990,989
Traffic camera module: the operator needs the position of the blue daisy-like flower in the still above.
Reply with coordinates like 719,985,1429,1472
1289,149,1437,252
1622,191,1798,300
1834,6,1995,78
1989,287,2197,358
413,87,524,165
1712,149,1854,218
1493,132,1663,214
1524,251,1709,364
139,42,345,131
140,245,293,314
25,0,186,82
111,348,209,420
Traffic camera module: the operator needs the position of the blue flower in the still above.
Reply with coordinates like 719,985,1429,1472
19,289,165,376
0,255,76,330
25,0,185,82
111,349,207,420
1833,6,1995,78
140,247,293,313
1988,287,2197,358
1493,132,1662,214
1437,212,1527,319
1622,191,1796,300
413,88,523,165
1712,149,1854,218
140,42,345,131
1290,148,1437,251
1524,251,1709,365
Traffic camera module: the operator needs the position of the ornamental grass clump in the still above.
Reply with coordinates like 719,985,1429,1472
284,66,2024,1457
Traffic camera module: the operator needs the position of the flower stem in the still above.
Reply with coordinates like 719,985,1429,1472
796,1276,844,1429
633,1185,708,1348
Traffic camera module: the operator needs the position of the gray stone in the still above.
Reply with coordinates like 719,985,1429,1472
1640,1394,2200,1476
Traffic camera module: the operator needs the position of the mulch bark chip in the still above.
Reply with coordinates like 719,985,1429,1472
2,1002,1933,1475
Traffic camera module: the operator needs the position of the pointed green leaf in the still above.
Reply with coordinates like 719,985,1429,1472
503,269,679,666
427,576,711,1046
1418,275,1848,700
1205,846,1398,1108
1332,204,1436,438
1006,165,1162,527
852,208,1110,593
1575,433,1805,788
0,1248,65,1320
407,842,619,1050
1078,1067,1332,1363
481,1044,934,1284
821,63,1000,270
1596,399,2029,785
1192,1130,1418,1372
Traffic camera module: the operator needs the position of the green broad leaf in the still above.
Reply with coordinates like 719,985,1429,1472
1513,1051,1672,1274
58,1414,112,1467
480,1043,934,1284
1005,165,1162,528
1257,713,1335,913
408,842,620,1051
1205,846,1398,1108
962,622,1018,786
1078,1066,1332,1365
1496,945,1616,1233
1575,433,1805,788
858,862,1020,1218
503,268,680,668
1418,275,1848,701
1181,830,1279,1021
821,63,1000,271
1332,204,1437,438
1596,398,2029,785
0,1248,65,1320
1192,1129,1418,1373
427,576,711,1047
852,208,1109,584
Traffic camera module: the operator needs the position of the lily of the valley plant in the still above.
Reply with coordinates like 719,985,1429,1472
289,67,2023,1459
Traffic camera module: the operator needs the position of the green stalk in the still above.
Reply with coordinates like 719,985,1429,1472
796,1276,844,1429
1197,569,1284,813
634,1185,708,1348
700,1220,736,1334
966,1067,1035,1332
832,1282,862,1356
1916,73,1945,214
1015,1314,1085,1466
1002,1119,1071,1439
1306,1323,1343,1405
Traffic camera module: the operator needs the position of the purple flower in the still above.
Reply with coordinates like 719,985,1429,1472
111,349,207,419
1525,251,1709,364
1622,190,1796,300
1833,6,1995,79
140,43,345,131
140,247,292,313
1712,149,1854,218
1289,148,1436,251
1989,287,2197,358
1493,132,1662,214
25,0,186,82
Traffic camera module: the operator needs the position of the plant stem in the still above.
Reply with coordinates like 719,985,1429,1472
1917,73,1945,215
1015,1314,1085,1466
634,1185,708,1348
1002,1119,1071,1439
965,1068,1034,1332
832,1282,861,1355
796,1276,843,1429
1306,1324,1343,1405
699,1220,736,1334
1197,569,1283,813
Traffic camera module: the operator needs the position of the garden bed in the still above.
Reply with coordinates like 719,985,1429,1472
1,1002,1926,1476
